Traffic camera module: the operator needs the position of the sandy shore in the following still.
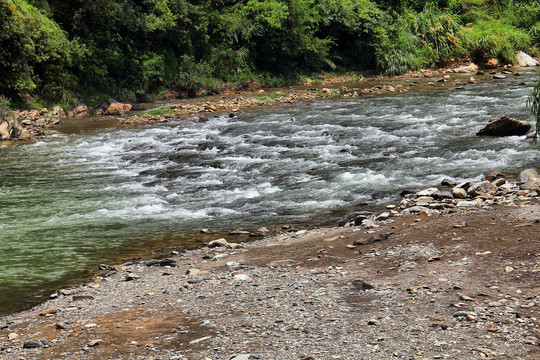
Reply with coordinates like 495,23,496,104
1,183,538,359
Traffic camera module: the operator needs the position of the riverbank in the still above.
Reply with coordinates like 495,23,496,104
1,171,539,359
1,63,538,142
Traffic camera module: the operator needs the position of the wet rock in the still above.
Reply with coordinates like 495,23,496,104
476,116,531,137
516,51,539,67
493,74,507,80
467,181,497,197
23,339,48,348
492,178,506,187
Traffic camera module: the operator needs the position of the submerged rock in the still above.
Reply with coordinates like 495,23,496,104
476,116,531,137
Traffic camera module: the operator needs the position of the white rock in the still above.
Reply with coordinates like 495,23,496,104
516,51,539,67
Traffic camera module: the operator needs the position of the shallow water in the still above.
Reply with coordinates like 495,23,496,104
1,72,539,313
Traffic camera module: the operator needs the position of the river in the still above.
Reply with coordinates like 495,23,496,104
0,71,539,314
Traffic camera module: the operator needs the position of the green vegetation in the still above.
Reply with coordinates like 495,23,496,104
145,108,176,116
0,0,538,108
255,93,288,102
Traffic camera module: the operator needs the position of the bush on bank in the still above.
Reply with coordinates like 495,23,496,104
0,0,538,108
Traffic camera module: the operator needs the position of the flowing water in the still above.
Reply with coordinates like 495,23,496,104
1,73,539,313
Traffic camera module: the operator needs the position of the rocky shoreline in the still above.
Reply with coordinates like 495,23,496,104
1,168,538,359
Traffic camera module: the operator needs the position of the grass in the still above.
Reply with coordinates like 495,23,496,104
146,108,176,116
254,92,288,102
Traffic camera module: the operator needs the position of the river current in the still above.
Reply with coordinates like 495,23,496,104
1,72,539,313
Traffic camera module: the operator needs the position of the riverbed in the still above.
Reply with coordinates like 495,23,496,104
0,70,538,314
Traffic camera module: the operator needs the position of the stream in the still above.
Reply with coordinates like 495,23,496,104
0,71,539,314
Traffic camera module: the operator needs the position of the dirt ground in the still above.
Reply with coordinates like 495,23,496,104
0,198,538,360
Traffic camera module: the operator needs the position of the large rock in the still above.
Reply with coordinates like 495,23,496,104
467,181,497,197
68,105,90,118
453,63,479,73
0,121,14,140
105,102,132,115
516,51,539,67
517,169,538,183
476,116,531,137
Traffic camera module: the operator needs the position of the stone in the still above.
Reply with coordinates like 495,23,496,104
441,178,457,187
39,308,57,316
87,339,102,347
186,268,204,277
338,211,372,226
520,181,540,191
234,274,251,281
0,121,14,140
493,74,507,79
453,63,478,73
207,238,244,249
125,273,140,281
269,259,296,267
7,333,19,341
415,196,434,203
486,58,499,68
439,191,453,199
477,116,531,137
417,188,440,197
516,51,539,67
56,322,70,330
350,280,374,291
492,178,506,187
69,105,90,118
456,199,483,207
468,181,497,196
231,355,251,360
517,169,538,183
105,103,132,115
451,187,468,199
23,339,48,348
189,336,211,344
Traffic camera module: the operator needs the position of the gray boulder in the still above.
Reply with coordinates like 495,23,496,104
476,116,531,137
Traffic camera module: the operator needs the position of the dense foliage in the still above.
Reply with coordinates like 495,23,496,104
0,0,538,107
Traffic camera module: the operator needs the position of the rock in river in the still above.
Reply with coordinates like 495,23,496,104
476,116,531,137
